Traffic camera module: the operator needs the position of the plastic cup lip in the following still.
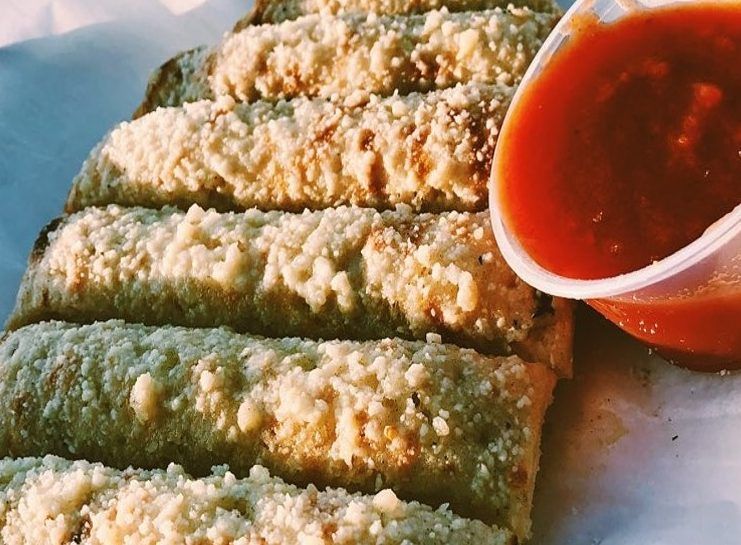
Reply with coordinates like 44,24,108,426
490,198,741,300
489,0,741,301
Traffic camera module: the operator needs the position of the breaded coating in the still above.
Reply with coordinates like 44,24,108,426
0,456,515,545
0,321,556,538
134,7,558,116
241,0,561,25
72,84,511,214
7,205,573,375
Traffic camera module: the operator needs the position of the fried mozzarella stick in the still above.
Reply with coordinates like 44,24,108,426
241,0,561,26
72,84,511,214
0,456,514,545
134,7,558,116
8,205,573,374
0,321,556,537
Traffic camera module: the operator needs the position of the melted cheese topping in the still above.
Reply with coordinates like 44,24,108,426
71,84,511,213
140,7,558,111
10,205,571,374
0,456,514,545
0,320,555,538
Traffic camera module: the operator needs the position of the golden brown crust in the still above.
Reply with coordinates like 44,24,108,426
132,46,209,119
513,297,574,378
0,456,515,544
7,205,573,375
235,0,273,27
0,320,556,538
29,217,63,266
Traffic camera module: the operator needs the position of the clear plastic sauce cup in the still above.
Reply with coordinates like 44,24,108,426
489,0,741,371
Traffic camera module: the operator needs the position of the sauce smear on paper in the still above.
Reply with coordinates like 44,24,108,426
498,4,741,368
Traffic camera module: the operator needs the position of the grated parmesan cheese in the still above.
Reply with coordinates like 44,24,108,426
0,320,556,539
0,456,514,545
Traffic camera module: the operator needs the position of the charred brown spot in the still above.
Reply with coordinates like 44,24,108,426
533,290,555,319
368,157,388,199
192,174,241,212
443,456,457,473
69,514,92,544
314,122,338,144
0,332,14,354
468,106,493,175
322,522,338,538
31,217,64,264
415,52,436,80
449,105,494,209
133,47,206,118
402,224,422,245
358,128,375,152
410,127,433,179
356,129,388,199
509,465,529,488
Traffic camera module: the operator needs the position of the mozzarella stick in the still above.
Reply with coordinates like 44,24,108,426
0,321,556,537
240,0,562,26
7,205,573,374
0,456,514,545
134,7,558,116
71,84,511,214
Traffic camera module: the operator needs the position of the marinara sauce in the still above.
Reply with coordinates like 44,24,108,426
498,4,741,369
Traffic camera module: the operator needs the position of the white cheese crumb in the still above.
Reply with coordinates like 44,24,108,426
237,399,263,433
425,332,442,344
297,534,325,545
458,28,480,58
373,488,401,514
129,373,160,423
432,416,450,437
405,363,428,388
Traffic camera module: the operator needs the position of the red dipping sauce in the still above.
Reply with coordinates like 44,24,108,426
497,3,741,369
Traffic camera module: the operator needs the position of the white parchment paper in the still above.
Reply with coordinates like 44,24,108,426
1,2,739,543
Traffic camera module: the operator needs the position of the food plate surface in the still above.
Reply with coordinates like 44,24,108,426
0,1,739,543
